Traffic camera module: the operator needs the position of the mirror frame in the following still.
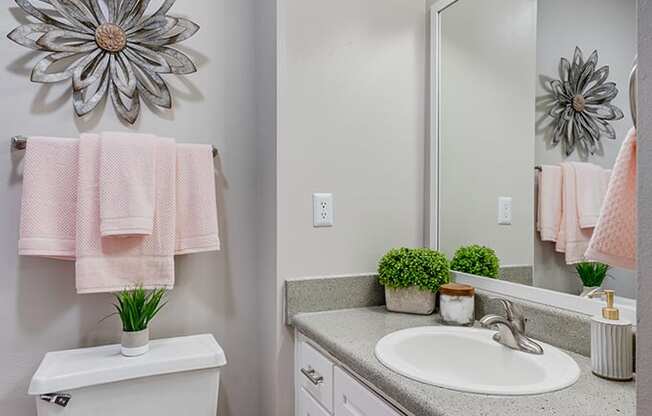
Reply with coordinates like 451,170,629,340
426,0,636,323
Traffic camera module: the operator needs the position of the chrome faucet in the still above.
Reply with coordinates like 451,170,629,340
479,298,544,355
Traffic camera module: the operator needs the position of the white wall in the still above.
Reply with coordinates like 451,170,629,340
275,0,426,414
533,0,637,296
0,2,269,415
438,0,537,266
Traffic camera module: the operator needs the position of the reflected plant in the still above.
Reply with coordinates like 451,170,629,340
450,245,500,279
576,262,609,288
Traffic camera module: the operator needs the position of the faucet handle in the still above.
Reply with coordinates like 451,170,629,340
491,298,526,329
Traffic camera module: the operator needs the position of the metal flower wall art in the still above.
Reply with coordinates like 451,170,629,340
547,47,624,156
7,0,200,124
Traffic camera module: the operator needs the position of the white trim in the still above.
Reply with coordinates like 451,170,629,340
427,2,637,320
454,272,636,324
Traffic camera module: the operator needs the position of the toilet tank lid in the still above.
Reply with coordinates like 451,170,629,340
28,334,227,395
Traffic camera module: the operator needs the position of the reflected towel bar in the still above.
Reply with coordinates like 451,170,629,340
11,135,218,158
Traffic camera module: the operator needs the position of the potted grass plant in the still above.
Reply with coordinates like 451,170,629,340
112,286,167,357
378,247,450,315
450,245,500,279
576,262,610,297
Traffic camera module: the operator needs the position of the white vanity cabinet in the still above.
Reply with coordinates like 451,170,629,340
295,333,403,416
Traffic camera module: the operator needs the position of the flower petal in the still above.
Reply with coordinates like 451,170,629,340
36,30,95,52
110,81,141,124
559,58,571,83
122,0,152,30
73,50,108,91
136,18,199,46
48,0,98,33
31,51,83,83
73,70,110,116
123,45,171,73
15,0,79,31
155,47,196,74
110,53,138,97
7,23,58,50
582,65,609,94
585,83,619,104
86,0,107,24
132,64,172,108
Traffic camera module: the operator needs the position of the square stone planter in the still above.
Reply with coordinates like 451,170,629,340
385,286,436,315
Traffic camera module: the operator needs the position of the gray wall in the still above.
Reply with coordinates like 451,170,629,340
637,1,652,414
0,2,269,415
534,0,637,297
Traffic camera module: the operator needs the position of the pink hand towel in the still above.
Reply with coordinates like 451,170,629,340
175,144,220,254
586,128,637,270
556,162,593,264
19,137,78,260
537,165,562,242
99,132,156,237
75,134,177,294
574,163,611,229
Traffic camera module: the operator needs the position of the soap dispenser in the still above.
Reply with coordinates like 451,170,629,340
588,290,633,380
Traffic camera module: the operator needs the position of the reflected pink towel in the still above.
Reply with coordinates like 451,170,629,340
18,137,78,260
586,128,637,270
75,134,177,294
574,163,611,229
99,132,156,237
537,165,562,242
556,163,593,264
175,144,220,254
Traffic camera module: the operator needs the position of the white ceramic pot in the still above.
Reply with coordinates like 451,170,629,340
121,328,150,357
385,286,436,315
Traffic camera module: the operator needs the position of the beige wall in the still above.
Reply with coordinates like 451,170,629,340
438,0,537,266
0,2,269,415
275,0,426,414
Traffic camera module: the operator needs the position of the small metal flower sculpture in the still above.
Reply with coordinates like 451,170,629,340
548,47,624,156
7,0,199,124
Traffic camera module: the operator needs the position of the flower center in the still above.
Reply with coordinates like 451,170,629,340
572,95,586,112
95,23,127,53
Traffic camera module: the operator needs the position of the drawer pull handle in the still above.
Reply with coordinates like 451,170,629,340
301,366,324,385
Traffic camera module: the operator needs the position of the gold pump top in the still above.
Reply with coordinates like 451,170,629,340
589,289,620,320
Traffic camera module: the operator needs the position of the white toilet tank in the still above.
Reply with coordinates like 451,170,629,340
29,334,227,416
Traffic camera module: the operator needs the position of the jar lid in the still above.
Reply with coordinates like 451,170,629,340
439,283,475,297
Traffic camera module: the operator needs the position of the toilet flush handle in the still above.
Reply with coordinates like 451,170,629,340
40,393,71,408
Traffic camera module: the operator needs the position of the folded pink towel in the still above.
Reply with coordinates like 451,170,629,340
556,162,593,264
75,134,177,294
100,132,156,237
19,137,78,260
175,144,220,254
537,165,562,242
574,163,611,229
586,128,637,270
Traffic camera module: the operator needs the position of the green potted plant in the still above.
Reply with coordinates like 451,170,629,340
576,262,610,296
112,286,167,357
378,247,450,315
450,245,500,278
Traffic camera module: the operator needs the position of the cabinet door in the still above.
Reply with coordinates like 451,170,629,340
334,367,401,416
298,387,331,416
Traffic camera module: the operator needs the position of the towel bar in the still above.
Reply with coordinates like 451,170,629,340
11,135,219,158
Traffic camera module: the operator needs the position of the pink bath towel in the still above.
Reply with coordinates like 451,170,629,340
537,165,562,242
574,163,611,229
175,144,220,254
19,137,79,260
586,128,637,270
75,134,177,294
556,163,593,264
99,132,157,237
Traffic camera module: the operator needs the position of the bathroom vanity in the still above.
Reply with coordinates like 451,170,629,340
292,306,634,416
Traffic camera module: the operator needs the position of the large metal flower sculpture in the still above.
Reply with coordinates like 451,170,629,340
8,0,199,124
548,47,624,156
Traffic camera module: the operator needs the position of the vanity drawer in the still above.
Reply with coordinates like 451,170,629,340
297,340,334,412
334,367,401,416
297,387,331,416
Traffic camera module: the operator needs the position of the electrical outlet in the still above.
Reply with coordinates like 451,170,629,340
498,197,512,225
313,193,334,227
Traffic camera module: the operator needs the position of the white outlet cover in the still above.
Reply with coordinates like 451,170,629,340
313,193,334,227
498,197,512,225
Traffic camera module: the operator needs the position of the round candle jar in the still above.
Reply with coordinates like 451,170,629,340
439,283,475,326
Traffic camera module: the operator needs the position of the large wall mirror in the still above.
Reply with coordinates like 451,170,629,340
429,0,637,311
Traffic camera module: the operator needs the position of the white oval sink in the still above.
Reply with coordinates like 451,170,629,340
375,326,580,396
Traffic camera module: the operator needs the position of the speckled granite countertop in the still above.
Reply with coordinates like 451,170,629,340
292,307,635,416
